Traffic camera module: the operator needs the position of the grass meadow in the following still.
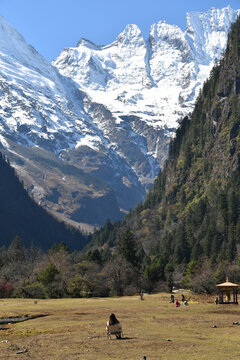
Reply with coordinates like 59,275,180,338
0,292,240,359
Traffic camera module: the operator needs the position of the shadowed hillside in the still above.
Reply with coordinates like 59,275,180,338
0,152,87,250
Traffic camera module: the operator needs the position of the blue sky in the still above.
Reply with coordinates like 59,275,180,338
0,0,239,61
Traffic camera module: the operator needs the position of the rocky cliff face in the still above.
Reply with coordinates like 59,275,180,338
0,7,239,226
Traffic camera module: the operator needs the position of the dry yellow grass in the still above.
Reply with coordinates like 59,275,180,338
0,293,240,359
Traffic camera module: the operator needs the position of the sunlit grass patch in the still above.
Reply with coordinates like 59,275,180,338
0,293,240,359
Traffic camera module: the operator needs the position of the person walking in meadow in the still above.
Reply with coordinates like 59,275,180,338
175,299,180,307
106,313,123,339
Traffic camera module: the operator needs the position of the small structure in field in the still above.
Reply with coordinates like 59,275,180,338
216,277,240,304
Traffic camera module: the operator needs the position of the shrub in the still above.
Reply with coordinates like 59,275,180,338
0,281,14,298
67,275,93,298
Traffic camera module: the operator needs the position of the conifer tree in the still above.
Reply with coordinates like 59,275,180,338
117,229,139,267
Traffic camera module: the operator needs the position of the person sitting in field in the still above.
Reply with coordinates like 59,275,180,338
183,300,189,306
175,299,180,307
106,313,122,339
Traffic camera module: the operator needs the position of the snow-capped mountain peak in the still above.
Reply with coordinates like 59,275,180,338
54,6,240,132
77,38,100,50
114,23,145,47
148,20,190,82
0,14,49,71
186,6,240,63
0,14,26,53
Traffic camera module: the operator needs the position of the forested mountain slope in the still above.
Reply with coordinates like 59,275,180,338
91,16,240,277
0,153,87,250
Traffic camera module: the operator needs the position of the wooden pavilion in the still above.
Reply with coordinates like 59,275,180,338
216,277,240,304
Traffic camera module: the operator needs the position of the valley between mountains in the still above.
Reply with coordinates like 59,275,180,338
0,6,239,227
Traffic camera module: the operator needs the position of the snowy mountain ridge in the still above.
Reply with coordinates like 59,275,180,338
0,6,239,226
54,6,240,131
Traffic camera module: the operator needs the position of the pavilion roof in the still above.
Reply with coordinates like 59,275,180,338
216,281,240,288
